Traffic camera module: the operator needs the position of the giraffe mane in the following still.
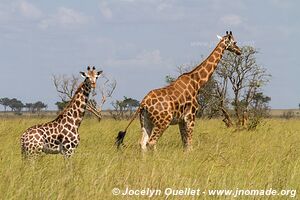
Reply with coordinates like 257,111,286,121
54,82,85,120
173,39,224,82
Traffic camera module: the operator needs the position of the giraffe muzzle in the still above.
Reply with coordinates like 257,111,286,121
235,49,242,55
233,44,242,55
91,83,96,89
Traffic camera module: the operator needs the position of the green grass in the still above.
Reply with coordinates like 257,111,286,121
0,118,299,199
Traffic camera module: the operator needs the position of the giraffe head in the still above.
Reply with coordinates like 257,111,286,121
80,66,103,89
218,31,241,55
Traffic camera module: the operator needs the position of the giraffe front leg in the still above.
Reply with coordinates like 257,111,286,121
60,142,76,158
61,134,79,158
179,121,188,148
61,147,75,158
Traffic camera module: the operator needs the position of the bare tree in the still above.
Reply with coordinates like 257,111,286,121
52,74,116,121
53,75,80,102
213,70,233,127
218,46,271,127
88,75,117,120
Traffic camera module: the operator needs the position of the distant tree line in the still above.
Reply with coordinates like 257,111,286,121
0,97,47,114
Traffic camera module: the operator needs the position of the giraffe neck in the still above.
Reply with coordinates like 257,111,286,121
189,39,226,91
55,80,91,128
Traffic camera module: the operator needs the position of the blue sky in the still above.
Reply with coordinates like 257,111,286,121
0,0,299,110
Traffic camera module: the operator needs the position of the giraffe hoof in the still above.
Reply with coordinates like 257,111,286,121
184,146,193,152
139,143,148,152
146,142,157,151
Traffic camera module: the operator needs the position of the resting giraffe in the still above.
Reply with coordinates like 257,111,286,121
20,66,102,158
116,31,241,151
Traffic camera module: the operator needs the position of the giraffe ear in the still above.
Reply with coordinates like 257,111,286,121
80,72,86,78
97,71,103,76
217,35,222,40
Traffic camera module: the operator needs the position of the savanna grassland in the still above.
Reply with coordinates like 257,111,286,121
0,117,300,200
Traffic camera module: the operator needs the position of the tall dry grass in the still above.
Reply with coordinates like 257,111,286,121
0,118,299,199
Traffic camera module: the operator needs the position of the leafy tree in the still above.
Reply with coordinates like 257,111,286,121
0,97,10,112
33,101,47,113
24,103,34,112
24,101,47,113
122,97,140,115
196,78,222,118
110,96,140,120
165,75,176,84
55,101,69,111
8,98,24,113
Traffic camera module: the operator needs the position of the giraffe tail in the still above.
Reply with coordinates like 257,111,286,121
115,107,141,149
115,130,126,149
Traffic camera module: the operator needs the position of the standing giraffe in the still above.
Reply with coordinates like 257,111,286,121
116,31,241,151
20,66,102,158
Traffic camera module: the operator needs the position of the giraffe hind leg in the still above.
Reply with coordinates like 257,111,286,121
20,138,27,159
21,134,43,159
147,125,168,151
139,110,153,151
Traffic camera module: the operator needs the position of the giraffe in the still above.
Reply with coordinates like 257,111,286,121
20,66,102,158
116,31,241,151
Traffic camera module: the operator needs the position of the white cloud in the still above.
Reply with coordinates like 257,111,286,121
119,0,136,2
99,1,112,19
0,1,42,23
156,2,172,12
106,49,163,67
18,0,42,19
39,7,90,29
96,0,186,23
220,14,242,26
269,0,292,8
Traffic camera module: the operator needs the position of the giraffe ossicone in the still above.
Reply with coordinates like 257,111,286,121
20,66,102,158
116,31,242,151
